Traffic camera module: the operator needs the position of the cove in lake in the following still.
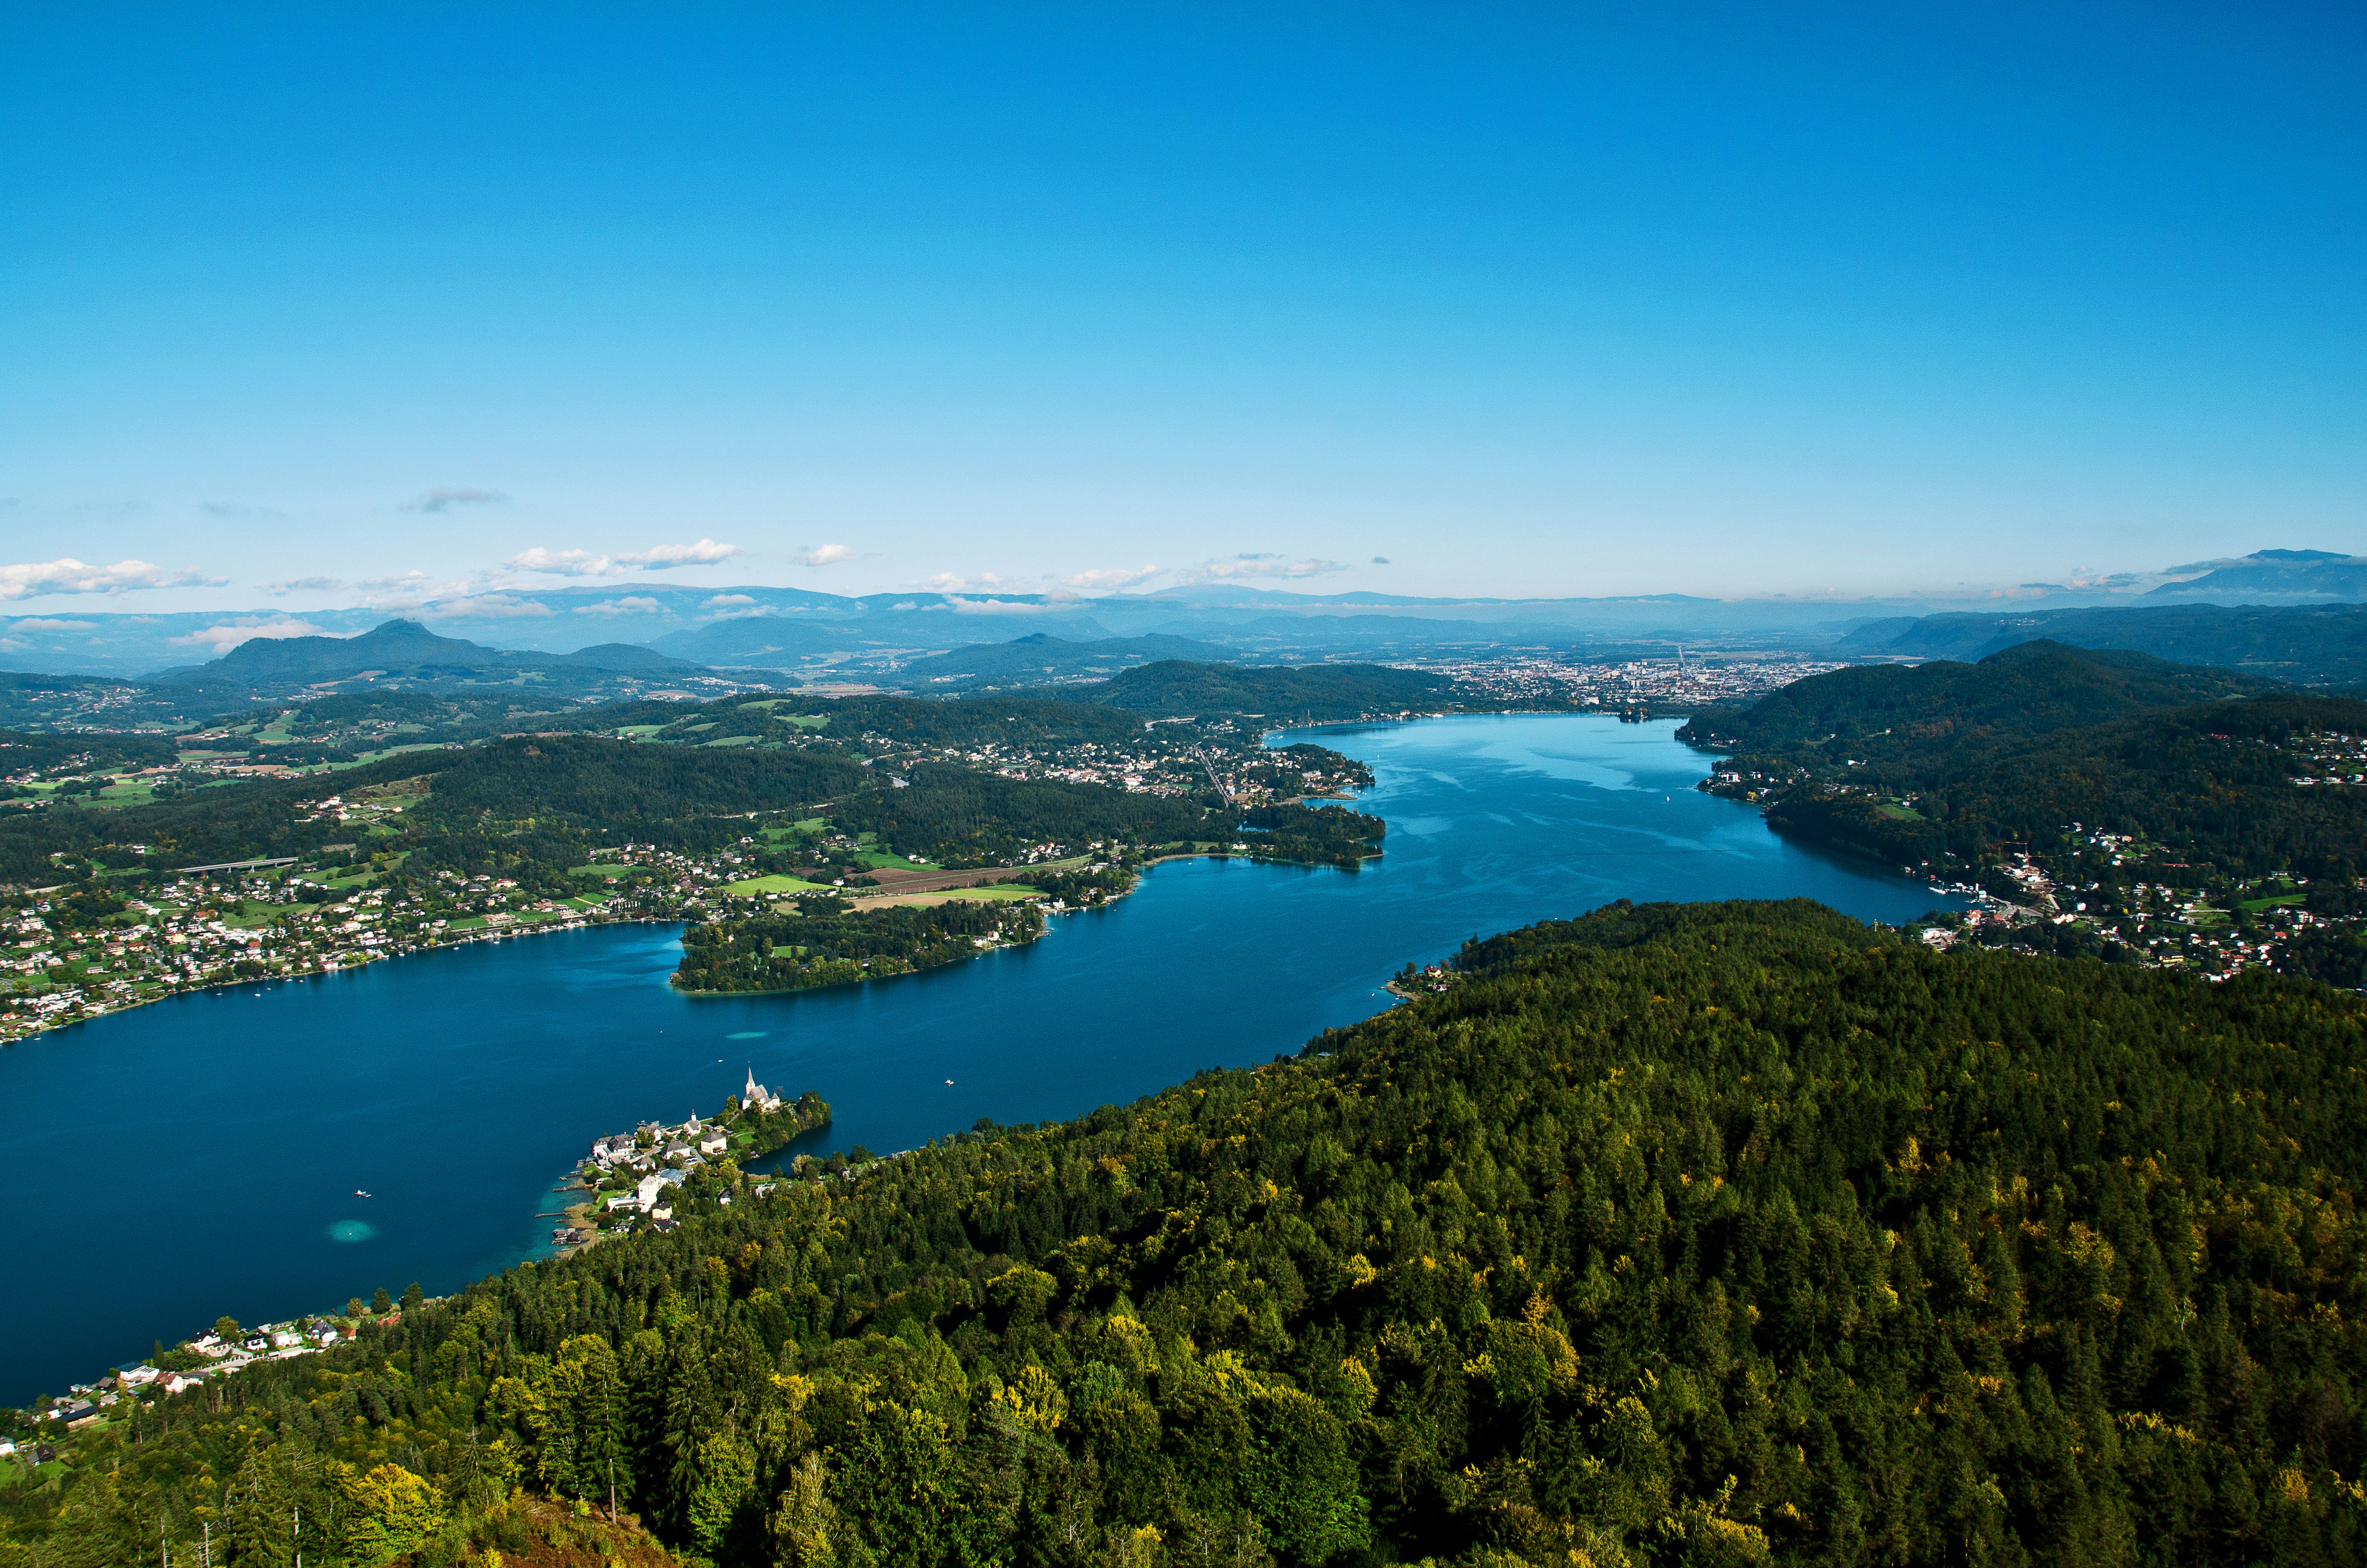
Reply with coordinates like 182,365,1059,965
0,716,1961,1401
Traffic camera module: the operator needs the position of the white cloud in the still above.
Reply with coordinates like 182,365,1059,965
573,596,664,616
0,556,223,600
1063,565,1166,590
424,594,556,620
508,538,742,576
702,593,757,609
1371,556,1390,565
6,618,98,633
404,487,506,513
262,576,350,595
920,571,1020,593
620,538,740,569
169,618,336,656
508,546,626,577
797,544,857,568
1176,554,1348,583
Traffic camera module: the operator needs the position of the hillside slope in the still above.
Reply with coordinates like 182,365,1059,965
1834,603,2367,686
27,902,2367,1566
1086,659,1456,719
1679,641,2267,757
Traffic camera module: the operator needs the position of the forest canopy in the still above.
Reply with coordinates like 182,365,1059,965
20,900,2367,1568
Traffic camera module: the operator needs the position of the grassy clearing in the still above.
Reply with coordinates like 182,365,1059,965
2239,892,2307,913
859,850,940,870
701,734,761,747
616,724,667,737
721,873,833,896
572,862,636,880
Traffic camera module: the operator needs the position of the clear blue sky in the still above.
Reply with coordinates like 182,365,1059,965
3,3,2360,610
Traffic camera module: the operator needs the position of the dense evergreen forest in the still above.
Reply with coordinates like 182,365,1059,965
15,901,2365,1567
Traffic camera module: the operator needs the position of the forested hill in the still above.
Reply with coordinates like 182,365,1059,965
0,737,871,883
1834,601,2367,687
30,901,2367,1566
1676,647,2367,981
1676,640,2269,759
1083,659,1457,719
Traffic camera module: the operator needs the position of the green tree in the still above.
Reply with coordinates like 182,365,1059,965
335,1462,445,1565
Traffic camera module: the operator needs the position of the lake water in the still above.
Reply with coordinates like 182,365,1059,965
0,716,1960,1402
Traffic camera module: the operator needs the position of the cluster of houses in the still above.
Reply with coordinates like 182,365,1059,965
10,1319,359,1441
563,1073,788,1244
582,1086,746,1234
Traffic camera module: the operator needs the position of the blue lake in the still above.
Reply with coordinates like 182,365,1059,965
0,716,1960,1402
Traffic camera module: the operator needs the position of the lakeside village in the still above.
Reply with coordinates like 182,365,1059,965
8,1290,420,1467
0,719,1382,1042
5,1078,836,1461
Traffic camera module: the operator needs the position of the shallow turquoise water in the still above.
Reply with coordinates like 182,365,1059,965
0,716,1958,1400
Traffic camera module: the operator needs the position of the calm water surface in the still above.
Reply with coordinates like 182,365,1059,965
0,716,1959,1400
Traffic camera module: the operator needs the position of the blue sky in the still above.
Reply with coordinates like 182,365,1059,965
3,3,2360,612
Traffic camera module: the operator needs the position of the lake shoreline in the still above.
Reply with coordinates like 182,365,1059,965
1,910,679,1047
0,715,1967,1405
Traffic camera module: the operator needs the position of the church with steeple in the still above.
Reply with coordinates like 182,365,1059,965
742,1068,782,1113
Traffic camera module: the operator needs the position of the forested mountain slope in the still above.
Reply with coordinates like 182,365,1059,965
1757,693,2367,882
1686,655,2367,888
1677,641,2267,760
1681,644,2367,981
1832,603,2367,687
1085,661,1457,719
20,902,2365,1567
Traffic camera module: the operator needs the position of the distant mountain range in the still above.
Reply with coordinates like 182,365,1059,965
2146,548,2367,602
3,547,2359,680
145,619,706,690
161,620,699,682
